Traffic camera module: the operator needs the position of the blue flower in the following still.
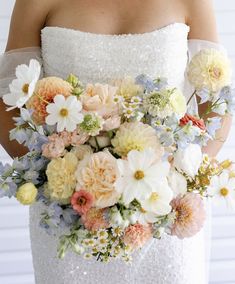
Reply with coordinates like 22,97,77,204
206,117,222,137
135,74,156,92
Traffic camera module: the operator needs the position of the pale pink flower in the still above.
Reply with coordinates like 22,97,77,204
76,151,120,208
70,129,90,146
81,208,109,231
81,83,118,118
123,223,153,250
103,115,121,131
71,190,94,215
170,193,206,239
59,131,72,147
42,134,65,159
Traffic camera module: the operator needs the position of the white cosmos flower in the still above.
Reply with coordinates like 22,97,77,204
46,95,84,132
140,181,173,217
115,148,170,205
208,171,235,210
3,59,41,110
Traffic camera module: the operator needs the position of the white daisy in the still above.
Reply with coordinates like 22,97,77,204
3,59,41,110
208,171,235,209
46,95,84,132
115,148,170,205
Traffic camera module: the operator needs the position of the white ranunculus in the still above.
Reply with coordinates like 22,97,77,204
168,168,188,197
173,144,203,178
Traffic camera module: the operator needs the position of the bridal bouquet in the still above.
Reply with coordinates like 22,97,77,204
0,48,235,263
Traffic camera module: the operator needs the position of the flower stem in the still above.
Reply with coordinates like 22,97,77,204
187,90,197,105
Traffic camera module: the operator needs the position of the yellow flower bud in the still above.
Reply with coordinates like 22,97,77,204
16,183,38,205
220,160,232,170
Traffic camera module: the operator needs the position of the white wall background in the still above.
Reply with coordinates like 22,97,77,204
0,1,235,283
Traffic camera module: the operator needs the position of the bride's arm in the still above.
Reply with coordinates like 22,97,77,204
185,0,233,157
0,0,50,158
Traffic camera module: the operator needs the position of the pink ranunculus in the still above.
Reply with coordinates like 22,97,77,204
81,83,119,118
42,134,65,159
70,129,90,146
71,190,94,215
123,223,153,250
170,193,206,239
81,208,109,231
59,131,72,147
103,115,121,131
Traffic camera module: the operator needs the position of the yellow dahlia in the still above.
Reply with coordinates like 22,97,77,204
187,49,232,92
26,77,72,124
45,152,78,204
111,121,163,157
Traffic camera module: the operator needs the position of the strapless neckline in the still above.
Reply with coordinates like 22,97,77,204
41,22,190,39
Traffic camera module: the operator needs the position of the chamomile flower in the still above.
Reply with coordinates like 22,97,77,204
3,59,41,110
97,230,109,239
46,95,84,132
83,253,92,260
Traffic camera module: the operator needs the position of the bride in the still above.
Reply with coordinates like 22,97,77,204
0,0,232,283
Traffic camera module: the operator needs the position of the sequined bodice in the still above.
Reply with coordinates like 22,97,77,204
41,23,190,88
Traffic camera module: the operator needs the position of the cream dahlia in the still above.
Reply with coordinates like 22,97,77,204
187,49,232,92
111,121,163,157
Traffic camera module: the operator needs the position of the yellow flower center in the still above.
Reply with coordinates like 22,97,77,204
134,170,145,180
140,207,147,213
209,67,222,80
150,192,159,202
220,187,229,197
22,83,29,94
60,108,69,117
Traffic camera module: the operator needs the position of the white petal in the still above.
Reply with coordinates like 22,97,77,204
15,64,29,80
219,172,229,188
3,93,20,107
46,103,58,114
57,119,66,132
54,94,66,106
46,114,59,125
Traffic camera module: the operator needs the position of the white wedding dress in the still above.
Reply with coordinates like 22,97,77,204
0,22,226,284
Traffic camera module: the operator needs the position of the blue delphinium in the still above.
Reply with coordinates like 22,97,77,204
219,86,235,114
135,74,168,93
206,117,222,138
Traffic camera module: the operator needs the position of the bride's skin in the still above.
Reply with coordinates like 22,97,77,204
0,0,232,157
